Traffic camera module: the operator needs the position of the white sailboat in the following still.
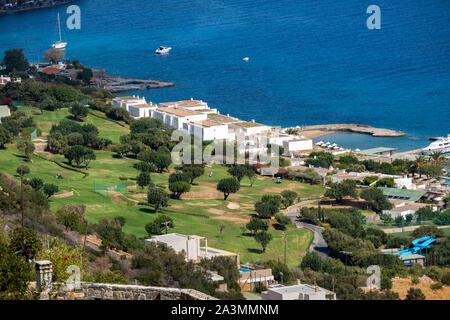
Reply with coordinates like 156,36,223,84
52,13,67,50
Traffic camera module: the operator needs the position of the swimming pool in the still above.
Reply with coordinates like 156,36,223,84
239,268,251,273
438,177,450,185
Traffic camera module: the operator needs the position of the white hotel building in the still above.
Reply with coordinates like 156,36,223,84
111,97,313,152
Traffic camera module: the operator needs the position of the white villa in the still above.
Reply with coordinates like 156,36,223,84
262,283,336,301
394,176,416,190
382,200,436,219
283,138,313,154
145,233,240,266
183,120,231,141
112,96,148,112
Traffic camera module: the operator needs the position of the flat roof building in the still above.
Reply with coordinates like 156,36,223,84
159,98,209,111
183,120,231,141
145,233,239,265
153,107,208,130
112,96,149,114
262,284,336,301
283,138,313,154
359,147,396,157
128,103,157,119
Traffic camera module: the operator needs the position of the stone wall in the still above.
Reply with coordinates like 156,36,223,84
55,282,218,300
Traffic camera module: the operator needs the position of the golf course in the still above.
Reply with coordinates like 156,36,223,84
0,106,326,267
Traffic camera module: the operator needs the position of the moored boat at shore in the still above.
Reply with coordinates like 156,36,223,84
422,135,450,155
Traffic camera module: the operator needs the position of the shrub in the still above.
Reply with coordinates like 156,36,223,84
430,282,443,291
9,227,42,260
441,271,450,285
275,214,292,230
405,288,426,300
36,238,86,282
255,194,282,219
301,252,323,272
281,190,297,208
56,204,88,234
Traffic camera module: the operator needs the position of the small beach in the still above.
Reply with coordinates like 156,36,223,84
312,132,428,153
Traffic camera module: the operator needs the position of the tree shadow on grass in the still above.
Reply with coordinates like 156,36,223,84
247,248,263,254
13,153,28,161
139,207,157,214
66,115,84,122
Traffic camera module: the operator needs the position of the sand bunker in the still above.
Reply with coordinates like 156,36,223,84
227,202,240,210
262,183,299,193
52,191,73,199
208,208,225,215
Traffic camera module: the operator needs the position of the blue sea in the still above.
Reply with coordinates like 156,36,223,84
1,0,449,151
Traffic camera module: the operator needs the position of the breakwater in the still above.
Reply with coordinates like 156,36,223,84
296,124,405,139
0,0,77,15
102,77,174,93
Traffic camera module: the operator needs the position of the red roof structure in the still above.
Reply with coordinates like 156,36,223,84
40,67,62,75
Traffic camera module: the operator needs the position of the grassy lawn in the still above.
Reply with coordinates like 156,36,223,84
0,110,325,268
389,226,450,238
20,106,129,144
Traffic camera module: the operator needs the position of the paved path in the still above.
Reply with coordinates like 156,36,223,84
285,200,333,259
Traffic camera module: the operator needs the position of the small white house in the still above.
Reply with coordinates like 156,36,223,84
394,176,416,190
112,96,148,112
382,201,435,219
183,120,230,141
262,284,336,301
145,233,239,265
283,138,313,153
145,233,201,262
128,103,157,119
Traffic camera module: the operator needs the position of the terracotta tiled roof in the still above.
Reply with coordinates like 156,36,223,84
40,67,62,75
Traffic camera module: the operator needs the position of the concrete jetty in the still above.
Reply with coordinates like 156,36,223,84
94,72,174,93
296,124,405,138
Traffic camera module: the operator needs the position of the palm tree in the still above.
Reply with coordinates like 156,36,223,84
430,150,444,164
415,155,426,178
407,160,418,178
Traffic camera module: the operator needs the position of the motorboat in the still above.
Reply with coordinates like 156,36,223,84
422,135,450,155
156,46,172,55
243,57,250,62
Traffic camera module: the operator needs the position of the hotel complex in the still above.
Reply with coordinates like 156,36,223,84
112,96,313,155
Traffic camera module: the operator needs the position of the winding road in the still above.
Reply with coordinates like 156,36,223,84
285,200,333,259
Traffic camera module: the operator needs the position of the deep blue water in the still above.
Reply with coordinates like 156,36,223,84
1,0,449,150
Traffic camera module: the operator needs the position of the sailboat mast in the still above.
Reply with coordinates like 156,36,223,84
57,13,62,42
